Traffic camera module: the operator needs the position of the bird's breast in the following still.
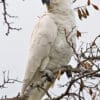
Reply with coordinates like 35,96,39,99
48,32,74,68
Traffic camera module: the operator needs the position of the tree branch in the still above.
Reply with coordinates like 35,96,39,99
0,0,21,35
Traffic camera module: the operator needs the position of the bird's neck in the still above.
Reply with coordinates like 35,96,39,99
47,1,73,16
45,1,76,34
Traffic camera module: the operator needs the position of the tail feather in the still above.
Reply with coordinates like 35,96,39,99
28,82,51,100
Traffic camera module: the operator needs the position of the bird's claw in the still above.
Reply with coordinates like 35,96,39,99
41,69,55,82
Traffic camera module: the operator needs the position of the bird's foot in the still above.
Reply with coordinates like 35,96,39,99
41,69,55,83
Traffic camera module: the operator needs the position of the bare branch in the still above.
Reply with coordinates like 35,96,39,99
1,0,21,35
0,71,22,89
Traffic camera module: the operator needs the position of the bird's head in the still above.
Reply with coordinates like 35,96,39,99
41,0,73,11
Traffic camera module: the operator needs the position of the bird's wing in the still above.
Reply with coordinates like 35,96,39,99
21,15,57,94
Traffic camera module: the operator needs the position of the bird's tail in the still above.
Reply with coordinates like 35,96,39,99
21,69,52,100
28,82,51,100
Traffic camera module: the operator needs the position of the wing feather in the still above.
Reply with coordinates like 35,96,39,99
21,15,57,94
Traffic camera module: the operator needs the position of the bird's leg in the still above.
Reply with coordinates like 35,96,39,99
41,68,55,83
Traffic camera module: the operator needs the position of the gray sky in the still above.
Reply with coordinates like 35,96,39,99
0,0,100,99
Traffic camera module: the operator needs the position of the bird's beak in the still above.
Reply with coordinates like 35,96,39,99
42,0,50,5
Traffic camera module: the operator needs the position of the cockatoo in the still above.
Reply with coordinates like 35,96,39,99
21,0,76,100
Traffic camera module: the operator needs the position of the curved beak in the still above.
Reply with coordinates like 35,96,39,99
42,0,50,5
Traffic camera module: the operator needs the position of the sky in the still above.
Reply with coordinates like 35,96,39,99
0,0,100,99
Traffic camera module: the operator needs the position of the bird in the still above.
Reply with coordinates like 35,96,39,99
21,0,76,100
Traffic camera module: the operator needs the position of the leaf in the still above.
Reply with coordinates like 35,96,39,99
89,88,93,95
83,61,92,69
81,8,87,19
87,0,91,6
77,30,81,38
78,9,82,20
85,8,89,16
92,41,96,46
80,79,84,91
92,4,99,10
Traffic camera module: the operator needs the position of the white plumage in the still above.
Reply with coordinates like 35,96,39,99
21,0,76,100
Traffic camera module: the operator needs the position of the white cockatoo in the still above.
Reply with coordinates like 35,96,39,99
21,0,76,100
